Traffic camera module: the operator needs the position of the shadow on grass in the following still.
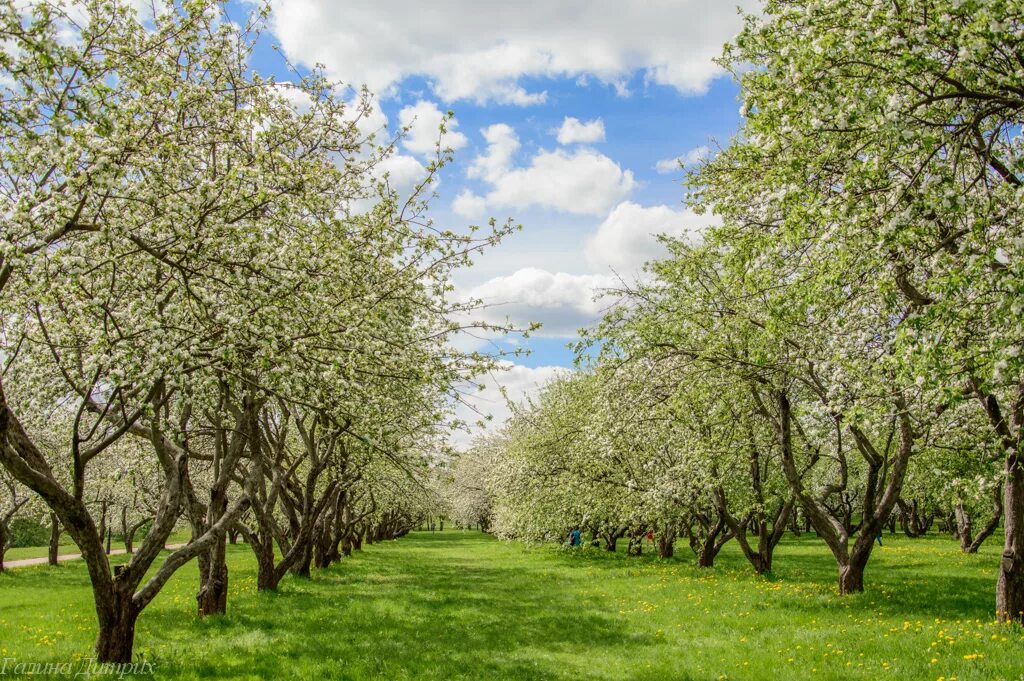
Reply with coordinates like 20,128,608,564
137,534,640,680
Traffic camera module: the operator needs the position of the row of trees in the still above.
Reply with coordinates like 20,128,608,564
450,0,1024,624
1,0,495,662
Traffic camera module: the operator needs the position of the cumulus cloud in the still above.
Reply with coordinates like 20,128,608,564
655,145,710,174
452,190,489,219
458,124,635,217
268,1,758,105
462,267,618,336
467,124,521,184
450,362,571,449
556,117,605,144
398,100,467,156
585,201,714,273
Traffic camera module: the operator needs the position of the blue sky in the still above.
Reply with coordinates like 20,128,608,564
236,0,753,445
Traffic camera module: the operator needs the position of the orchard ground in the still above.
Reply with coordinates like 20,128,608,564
0,531,1021,681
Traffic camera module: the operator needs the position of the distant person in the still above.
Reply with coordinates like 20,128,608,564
876,530,883,547
569,527,581,547
430,522,435,533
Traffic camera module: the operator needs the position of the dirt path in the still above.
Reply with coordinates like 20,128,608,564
3,543,186,569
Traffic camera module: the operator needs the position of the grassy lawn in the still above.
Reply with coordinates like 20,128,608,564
0,531,1021,680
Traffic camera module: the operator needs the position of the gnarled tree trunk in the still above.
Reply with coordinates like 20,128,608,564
657,523,676,558
969,380,1024,623
48,512,61,565
94,589,140,664
601,523,627,552
999,460,1024,623
716,490,793,575
686,509,733,568
955,488,1002,554
768,389,914,595
627,530,643,556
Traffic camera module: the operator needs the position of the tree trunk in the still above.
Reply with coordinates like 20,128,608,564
997,458,1024,623
687,511,732,569
0,523,7,573
196,548,228,616
123,519,148,556
94,591,140,664
715,489,793,576
771,389,911,596
658,524,676,558
48,512,61,565
313,533,330,569
290,542,313,578
313,499,336,569
968,381,1024,623
601,524,626,552
697,541,717,568
627,532,643,556
120,507,128,553
898,498,927,538
838,551,869,595
196,489,229,617
97,501,108,551
251,535,279,591
955,501,974,552
961,487,1004,554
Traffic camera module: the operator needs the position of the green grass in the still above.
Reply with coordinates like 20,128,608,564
0,531,1021,680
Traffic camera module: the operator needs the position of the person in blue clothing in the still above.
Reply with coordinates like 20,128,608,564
569,527,582,547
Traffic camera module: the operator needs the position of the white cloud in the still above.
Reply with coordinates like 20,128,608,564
268,1,758,105
556,117,605,144
467,124,520,184
451,362,571,449
398,100,467,156
585,201,714,273
655,145,710,174
452,190,488,219
462,267,618,336
461,124,634,217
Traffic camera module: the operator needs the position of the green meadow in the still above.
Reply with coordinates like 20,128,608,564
0,531,1021,680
